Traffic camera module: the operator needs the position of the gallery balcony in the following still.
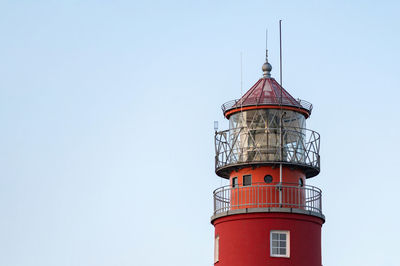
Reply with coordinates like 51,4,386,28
212,182,324,221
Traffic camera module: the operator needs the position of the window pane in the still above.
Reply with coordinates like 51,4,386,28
232,177,238,188
271,231,289,257
264,175,273,183
243,175,252,186
214,235,219,263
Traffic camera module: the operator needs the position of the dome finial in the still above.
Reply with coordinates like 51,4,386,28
262,28,272,78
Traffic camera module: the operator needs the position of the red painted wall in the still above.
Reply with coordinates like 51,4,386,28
229,166,307,209
230,166,306,186
212,213,323,266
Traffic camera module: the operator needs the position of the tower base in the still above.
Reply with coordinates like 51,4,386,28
212,212,324,266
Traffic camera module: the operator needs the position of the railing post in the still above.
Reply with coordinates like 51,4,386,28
296,186,299,208
319,190,322,213
214,190,216,214
257,184,259,208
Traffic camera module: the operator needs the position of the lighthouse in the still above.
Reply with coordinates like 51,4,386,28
211,49,324,266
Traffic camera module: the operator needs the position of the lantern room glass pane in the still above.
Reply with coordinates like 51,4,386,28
228,110,307,164
229,109,306,130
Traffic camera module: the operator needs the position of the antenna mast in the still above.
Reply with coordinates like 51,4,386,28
240,52,244,116
279,20,283,206
240,52,243,98
279,20,283,86
266,28,268,61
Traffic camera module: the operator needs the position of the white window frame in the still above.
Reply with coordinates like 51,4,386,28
214,235,219,263
270,230,290,258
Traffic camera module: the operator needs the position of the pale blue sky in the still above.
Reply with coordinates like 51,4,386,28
0,1,399,266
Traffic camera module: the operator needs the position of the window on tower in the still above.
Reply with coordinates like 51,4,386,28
232,177,238,188
243,175,252,186
270,231,290,258
264,175,273,183
214,235,219,263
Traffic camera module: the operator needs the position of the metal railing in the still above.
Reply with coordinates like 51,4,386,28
213,182,322,215
221,97,313,114
215,127,320,176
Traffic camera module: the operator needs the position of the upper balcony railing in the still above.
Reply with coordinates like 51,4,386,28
215,127,320,178
221,97,313,114
212,182,323,219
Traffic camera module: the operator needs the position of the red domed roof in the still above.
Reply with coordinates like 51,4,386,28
222,77,313,118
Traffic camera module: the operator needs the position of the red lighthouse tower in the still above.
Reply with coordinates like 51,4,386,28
212,49,324,266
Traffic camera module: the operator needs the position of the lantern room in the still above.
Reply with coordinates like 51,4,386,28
215,64,320,180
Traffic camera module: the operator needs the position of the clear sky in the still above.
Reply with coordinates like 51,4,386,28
0,1,399,266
